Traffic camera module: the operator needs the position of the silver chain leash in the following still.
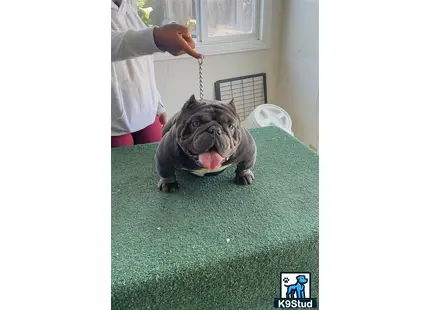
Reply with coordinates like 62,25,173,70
198,56,204,99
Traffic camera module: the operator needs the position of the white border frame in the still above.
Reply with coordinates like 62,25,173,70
154,0,271,61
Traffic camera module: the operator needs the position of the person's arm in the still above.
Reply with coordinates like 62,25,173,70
111,28,164,62
156,90,167,126
112,23,201,62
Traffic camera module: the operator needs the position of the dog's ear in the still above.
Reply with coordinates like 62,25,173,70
181,94,198,111
227,98,237,113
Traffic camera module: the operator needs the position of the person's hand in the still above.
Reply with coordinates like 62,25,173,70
153,24,201,59
159,112,167,127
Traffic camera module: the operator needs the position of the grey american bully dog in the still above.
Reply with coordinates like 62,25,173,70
155,94,257,192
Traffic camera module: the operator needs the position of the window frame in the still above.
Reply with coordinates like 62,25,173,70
153,0,271,62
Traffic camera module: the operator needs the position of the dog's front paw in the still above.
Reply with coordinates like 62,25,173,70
157,177,179,193
235,170,255,185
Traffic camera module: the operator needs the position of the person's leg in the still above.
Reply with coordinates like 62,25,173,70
132,117,163,145
111,133,134,148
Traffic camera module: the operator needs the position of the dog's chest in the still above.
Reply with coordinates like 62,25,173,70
180,164,232,177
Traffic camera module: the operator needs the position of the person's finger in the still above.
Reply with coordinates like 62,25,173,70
174,24,189,33
183,33,196,49
181,29,196,49
176,33,201,59
178,37,201,59
173,36,194,56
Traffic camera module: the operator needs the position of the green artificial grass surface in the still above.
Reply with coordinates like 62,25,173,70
111,126,319,310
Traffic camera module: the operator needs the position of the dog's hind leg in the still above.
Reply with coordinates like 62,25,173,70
287,287,296,299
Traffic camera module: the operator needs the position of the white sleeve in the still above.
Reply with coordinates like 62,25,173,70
156,89,166,115
157,101,166,116
111,27,164,62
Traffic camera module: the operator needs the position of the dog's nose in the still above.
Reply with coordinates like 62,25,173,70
208,126,222,135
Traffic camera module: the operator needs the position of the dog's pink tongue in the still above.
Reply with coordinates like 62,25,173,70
199,151,224,169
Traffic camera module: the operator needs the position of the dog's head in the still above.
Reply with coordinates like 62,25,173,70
175,94,242,169
296,275,308,284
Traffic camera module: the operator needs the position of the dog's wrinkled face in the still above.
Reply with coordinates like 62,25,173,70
176,95,242,169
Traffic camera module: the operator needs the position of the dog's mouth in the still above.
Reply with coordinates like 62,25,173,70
198,152,223,169
197,147,230,169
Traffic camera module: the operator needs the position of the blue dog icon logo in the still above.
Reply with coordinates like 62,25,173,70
283,275,308,298
275,272,317,308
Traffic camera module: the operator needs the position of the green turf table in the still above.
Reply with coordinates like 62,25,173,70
111,126,319,310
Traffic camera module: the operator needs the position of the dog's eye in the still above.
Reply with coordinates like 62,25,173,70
228,124,235,130
192,121,200,127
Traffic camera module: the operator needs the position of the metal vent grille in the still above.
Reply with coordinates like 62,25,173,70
214,73,267,121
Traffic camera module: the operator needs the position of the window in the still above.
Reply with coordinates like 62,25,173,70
137,0,271,60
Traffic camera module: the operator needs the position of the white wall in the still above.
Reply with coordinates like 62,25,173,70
275,0,319,150
154,0,283,115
